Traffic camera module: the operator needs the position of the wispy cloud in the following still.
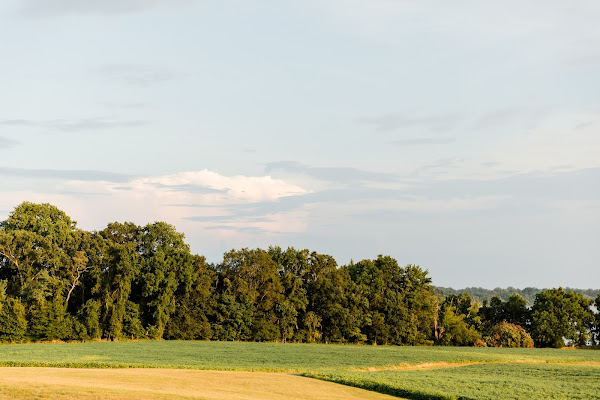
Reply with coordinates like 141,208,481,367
471,108,525,130
265,161,398,184
390,137,455,146
412,168,600,202
203,225,269,234
99,65,186,87
0,137,20,149
150,183,226,195
20,0,195,17
0,117,148,133
0,167,132,182
357,113,462,132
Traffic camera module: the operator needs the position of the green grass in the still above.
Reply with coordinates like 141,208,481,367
305,363,600,400
0,341,598,399
0,341,598,371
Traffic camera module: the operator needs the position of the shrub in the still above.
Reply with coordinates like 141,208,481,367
484,322,534,348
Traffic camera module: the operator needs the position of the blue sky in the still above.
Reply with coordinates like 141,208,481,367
1,0,599,288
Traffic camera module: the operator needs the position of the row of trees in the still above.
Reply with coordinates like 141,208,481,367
0,202,599,347
436,286,599,307
437,289,599,348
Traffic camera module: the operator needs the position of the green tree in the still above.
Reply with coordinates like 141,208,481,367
28,294,72,341
399,264,438,344
479,294,530,334
0,281,27,342
216,248,283,341
531,288,594,347
437,293,481,346
98,223,141,340
437,305,481,346
309,254,364,343
80,299,101,340
133,222,192,339
269,247,309,343
165,255,215,340
122,301,145,339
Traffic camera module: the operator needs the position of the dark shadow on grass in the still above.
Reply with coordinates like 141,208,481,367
301,372,475,400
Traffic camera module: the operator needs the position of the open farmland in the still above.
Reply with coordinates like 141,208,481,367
0,368,400,400
0,341,599,399
306,363,600,400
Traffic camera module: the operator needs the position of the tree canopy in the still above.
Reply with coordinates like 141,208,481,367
0,202,598,347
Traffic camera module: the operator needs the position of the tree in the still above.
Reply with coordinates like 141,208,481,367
269,247,309,342
437,293,481,346
166,255,215,340
98,223,141,339
347,257,438,345
399,264,437,344
216,248,283,341
594,294,600,346
531,288,594,347
307,252,364,343
479,294,530,334
134,222,192,339
0,281,27,342
437,305,481,346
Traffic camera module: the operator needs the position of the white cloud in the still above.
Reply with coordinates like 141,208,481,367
135,169,309,203
0,169,311,242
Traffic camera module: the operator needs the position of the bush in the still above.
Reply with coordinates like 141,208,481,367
484,322,534,348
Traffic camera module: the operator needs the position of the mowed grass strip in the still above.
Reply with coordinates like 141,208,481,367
305,363,600,400
0,367,403,400
0,341,598,371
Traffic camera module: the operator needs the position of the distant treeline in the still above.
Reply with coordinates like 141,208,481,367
435,287,600,306
0,202,599,348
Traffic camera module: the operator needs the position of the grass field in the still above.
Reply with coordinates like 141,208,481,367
306,363,600,400
0,341,598,370
0,341,598,399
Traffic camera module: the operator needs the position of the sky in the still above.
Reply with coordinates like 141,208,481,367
1,0,599,289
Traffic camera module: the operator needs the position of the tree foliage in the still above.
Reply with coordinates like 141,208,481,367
484,322,534,348
531,288,594,347
0,202,597,347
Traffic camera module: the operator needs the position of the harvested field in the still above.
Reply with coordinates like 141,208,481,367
0,368,402,400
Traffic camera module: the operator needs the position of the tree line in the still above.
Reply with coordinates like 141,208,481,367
0,202,599,348
435,286,599,307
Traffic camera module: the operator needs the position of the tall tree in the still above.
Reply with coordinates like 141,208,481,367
269,247,309,342
531,288,594,347
98,223,141,339
166,254,215,340
437,293,481,346
134,222,192,339
216,248,283,341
